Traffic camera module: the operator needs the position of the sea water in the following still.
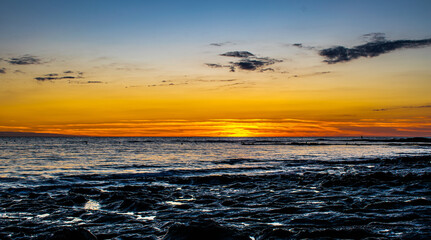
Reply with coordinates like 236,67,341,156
0,137,430,239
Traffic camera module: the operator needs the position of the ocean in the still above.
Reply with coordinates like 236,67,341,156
0,137,430,239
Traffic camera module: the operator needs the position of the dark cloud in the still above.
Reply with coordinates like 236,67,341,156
205,63,224,68
64,70,74,74
220,51,255,58
231,57,282,71
87,81,103,84
208,51,282,72
373,104,431,112
34,71,83,81
232,59,266,70
35,77,56,81
210,41,233,47
320,37,431,64
0,68,5,74
8,55,41,65
291,43,316,50
45,73,58,77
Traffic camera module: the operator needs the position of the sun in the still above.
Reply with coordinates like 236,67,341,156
216,123,259,137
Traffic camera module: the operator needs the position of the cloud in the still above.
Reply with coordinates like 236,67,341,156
291,43,316,50
208,51,283,72
86,81,103,84
205,63,224,68
319,37,431,64
196,79,237,82
34,71,83,81
35,76,76,81
8,55,42,65
210,41,234,47
230,57,282,71
0,68,5,74
220,51,255,58
64,70,74,74
45,73,58,77
361,32,386,43
232,59,267,70
260,68,274,72
373,104,431,112
289,71,331,78
35,77,57,81
147,81,188,87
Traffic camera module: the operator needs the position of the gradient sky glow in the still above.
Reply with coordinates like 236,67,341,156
1,0,431,136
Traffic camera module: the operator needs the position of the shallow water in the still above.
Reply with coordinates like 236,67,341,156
0,137,430,239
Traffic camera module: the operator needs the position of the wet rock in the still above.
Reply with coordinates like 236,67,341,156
221,200,238,207
257,228,294,240
91,213,134,223
119,198,152,211
406,198,431,206
48,227,97,240
269,207,300,214
0,232,13,240
69,187,101,196
70,194,88,205
163,220,249,240
364,201,401,210
296,228,380,239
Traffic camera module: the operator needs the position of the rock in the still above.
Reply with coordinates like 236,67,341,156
257,228,294,240
69,187,101,195
163,220,249,240
49,227,97,240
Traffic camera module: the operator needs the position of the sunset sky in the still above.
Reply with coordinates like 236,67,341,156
1,0,431,137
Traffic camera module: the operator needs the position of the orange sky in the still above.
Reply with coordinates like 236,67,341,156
1,1,431,137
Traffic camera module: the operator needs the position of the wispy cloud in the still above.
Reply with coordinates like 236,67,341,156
289,71,331,78
373,104,431,112
291,43,316,50
86,81,103,84
205,63,225,68
147,80,188,87
361,32,386,43
7,55,42,65
34,71,84,81
260,68,274,72
210,41,234,47
319,35,431,64
207,51,282,72
195,79,237,83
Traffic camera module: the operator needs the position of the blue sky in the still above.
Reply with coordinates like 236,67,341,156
2,0,430,56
